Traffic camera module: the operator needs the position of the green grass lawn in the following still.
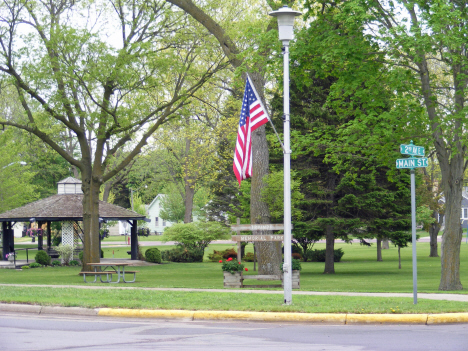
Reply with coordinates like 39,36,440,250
4,241,468,294
2,240,468,313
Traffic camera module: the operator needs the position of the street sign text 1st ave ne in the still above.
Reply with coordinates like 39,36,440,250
400,144,425,156
396,157,428,169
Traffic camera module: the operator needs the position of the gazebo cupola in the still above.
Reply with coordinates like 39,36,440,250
57,177,83,195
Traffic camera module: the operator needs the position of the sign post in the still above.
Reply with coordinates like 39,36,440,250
397,141,426,305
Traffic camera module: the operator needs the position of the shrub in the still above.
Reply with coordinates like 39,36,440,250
69,260,80,266
22,265,30,269
54,244,73,265
145,248,162,263
51,260,61,266
35,250,51,266
310,248,344,262
29,262,41,268
162,221,231,252
138,228,150,236
243,252,255,262
221,248,237,259
208,249,237,262
291,245,303,256
292,252,302,261
280,258,302,271
208,252,224,262
161,247,204,262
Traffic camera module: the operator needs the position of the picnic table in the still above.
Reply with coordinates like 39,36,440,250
79,262,138,283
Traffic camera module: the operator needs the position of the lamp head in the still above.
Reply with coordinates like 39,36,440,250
269,6,302,44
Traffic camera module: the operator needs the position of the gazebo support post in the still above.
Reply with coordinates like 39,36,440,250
47,221,51,249
131,220,138,260
99,222,102,258
37,221,43,251
2,221,10,261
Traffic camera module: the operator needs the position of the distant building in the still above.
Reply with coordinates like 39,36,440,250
147,194,174,235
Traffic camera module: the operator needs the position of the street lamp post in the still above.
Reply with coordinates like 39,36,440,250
269,5,301,305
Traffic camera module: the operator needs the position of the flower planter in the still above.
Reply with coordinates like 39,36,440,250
281,270,300,289
223,271,243,288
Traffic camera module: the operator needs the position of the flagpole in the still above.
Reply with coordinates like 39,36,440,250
270,6,301,306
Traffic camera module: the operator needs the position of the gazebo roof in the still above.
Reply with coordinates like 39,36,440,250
0,194,146,222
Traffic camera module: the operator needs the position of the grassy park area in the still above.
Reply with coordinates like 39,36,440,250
2,239,468,314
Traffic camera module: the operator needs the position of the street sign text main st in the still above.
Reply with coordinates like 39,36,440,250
396,157,428,169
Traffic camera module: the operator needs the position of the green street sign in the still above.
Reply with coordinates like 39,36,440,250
396,157,428,169
400,143,425,156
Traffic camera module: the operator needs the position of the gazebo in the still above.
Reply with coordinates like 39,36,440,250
0,177,147,261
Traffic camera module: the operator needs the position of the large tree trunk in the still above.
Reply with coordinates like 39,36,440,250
251,123,281,275
184,182,195,223
439,174,463,290
376,237,382,261
429,211,441,257
81,169,102,271
382,238,389,249
324,225,335,274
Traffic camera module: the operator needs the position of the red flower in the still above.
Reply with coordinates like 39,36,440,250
238,262,241,264
219,260,223,263
245,268,248,271
227,257,232,261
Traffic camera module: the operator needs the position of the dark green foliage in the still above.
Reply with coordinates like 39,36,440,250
35,250,51,266
52,233,62,246
29,262,41,268
208,248,237,262
69,260,79,266
78,251,83,261
281,259,302,271
138,228,150,237
207,252,223,262
161,248,204,263
310,248,344,262
145,248,162,263
99,229,109,240
51,260,61,266
291,245,303,256
243,252,255,262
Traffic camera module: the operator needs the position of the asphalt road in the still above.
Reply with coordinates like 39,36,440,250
1,312,467,351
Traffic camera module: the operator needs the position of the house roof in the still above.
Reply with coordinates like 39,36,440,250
0,194,146,222
147,194,165,211
57,177,82,184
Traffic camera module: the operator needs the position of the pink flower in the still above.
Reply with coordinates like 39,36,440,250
219,260,223,263
227,257,232,261
245,268,248,271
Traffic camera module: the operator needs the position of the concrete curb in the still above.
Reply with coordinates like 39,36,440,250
2,303,467,324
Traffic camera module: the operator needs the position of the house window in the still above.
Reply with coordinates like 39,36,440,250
464,209,468,219
155,217,159,226
163,219,166,227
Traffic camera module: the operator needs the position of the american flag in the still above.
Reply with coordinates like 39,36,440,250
233,77,269,185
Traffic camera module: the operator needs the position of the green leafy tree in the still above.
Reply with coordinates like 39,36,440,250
304,0,467,290
0,0,226,270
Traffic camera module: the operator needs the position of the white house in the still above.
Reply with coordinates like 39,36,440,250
147,194,174,235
